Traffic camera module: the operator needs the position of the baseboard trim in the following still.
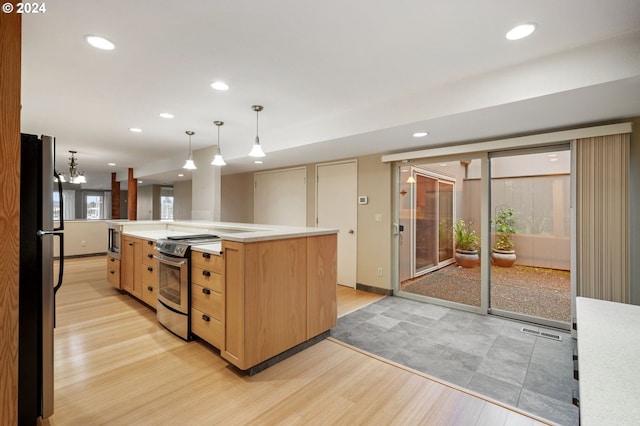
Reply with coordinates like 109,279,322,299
356,283,393,296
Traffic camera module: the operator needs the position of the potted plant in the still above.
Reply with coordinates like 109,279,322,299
492,206,517,267
453,219,480,268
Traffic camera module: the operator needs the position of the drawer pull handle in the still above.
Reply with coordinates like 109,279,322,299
110,269,115,274
202,288,211,295
128,242,133,246
147,240,154,245
110,257,115,262
202,270,211,277
147,253,153,259
202,252,211,259
147,286,153,292
202,314,210,322
147,266,153,272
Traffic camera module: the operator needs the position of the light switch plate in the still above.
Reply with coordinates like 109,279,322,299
358,195,368,204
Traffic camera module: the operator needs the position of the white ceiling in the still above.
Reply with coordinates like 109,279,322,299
20,0,640,189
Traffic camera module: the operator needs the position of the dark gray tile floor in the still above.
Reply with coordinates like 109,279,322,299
331,296,579,426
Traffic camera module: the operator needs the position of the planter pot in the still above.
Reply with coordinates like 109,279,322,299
455,249,479,268
492,249,516,267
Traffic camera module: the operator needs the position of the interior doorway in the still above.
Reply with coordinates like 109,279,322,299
317,161,358,288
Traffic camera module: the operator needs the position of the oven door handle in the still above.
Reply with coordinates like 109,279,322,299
153,254,188,267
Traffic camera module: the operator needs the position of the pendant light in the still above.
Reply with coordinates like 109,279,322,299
248,105,266,157
211,121,226,166
183,130,197,170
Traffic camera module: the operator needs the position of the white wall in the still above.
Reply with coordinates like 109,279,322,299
173,180,192,220
191,145,221,221
54,220,107,257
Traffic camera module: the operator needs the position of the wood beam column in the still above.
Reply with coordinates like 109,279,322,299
111,172,120,219
128,168,137,220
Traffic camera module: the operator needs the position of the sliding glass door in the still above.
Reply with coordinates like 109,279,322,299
489,147,572,327
398,162,482,309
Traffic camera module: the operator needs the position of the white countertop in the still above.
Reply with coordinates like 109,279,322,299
114,220,337,243
576,297,640,426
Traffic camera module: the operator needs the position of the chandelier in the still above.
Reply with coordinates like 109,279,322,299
57,150,87,184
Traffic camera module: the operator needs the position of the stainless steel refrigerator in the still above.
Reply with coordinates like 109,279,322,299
19,133,64,424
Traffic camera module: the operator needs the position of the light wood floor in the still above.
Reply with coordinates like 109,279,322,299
46,256,550,425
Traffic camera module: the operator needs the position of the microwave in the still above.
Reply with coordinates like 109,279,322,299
107,224,122,259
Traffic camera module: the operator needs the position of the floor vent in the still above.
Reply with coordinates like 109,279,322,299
521,327,562,341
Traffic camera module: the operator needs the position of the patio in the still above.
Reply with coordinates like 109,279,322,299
401,264,571,323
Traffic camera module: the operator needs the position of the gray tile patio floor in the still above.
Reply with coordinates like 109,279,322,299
330,296,579,426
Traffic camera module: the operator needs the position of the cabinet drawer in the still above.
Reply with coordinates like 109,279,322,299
142,239,156,266
191,266,223,292
142,283,157,308
191,250,223,273
191,307,223,349
142,263,158,286
191,282,223,320
106,256,121,289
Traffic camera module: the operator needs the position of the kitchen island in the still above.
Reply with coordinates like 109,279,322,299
107,220,338,374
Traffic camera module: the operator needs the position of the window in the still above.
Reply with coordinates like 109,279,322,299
85,193,104,220
160,187,174,220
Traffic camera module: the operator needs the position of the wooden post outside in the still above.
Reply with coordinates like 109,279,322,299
111,172,120,219
128,168,137,220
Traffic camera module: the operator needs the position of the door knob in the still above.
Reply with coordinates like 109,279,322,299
348,229,354,234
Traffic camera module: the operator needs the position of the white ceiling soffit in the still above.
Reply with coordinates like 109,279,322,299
19,0,640,187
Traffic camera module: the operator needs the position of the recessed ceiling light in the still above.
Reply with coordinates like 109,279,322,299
129,127,142,133
549,158,559,162
413,132,429,138
138,180,143,184
254,160,263,164
84,35,115,50
506,23,537,40
108,162,116,166
211,81,229,91
548,153,558,157
159,112,174,119
178,173,184,177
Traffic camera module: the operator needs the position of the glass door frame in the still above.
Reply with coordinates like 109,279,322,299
392,147,574,330
410,166,457,276
487,144,573,330
392,153,490,316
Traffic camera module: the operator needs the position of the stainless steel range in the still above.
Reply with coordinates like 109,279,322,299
154,234,220,340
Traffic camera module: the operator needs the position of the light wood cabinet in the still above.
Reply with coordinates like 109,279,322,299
141,240,157,307
121,236,149,299
190,250,224,349
221,234,337,371
106,255,121,289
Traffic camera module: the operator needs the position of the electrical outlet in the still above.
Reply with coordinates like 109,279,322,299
375,213,383,222
80,240,86,247
377,267,383,277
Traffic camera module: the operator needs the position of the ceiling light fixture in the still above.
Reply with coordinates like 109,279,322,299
506,23,537,40
129,127,142,133
183,130,197,170
211,81,229,91
159,112,174,119
254,160,263,164
178,173,184,177
84,35,115,50
57,151,87,184
211,121,227,166
413,132,429,138
108,162,116,166
249,105,266,158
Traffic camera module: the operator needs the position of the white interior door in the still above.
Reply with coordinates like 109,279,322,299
254,167,306,226
317,161,357,288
